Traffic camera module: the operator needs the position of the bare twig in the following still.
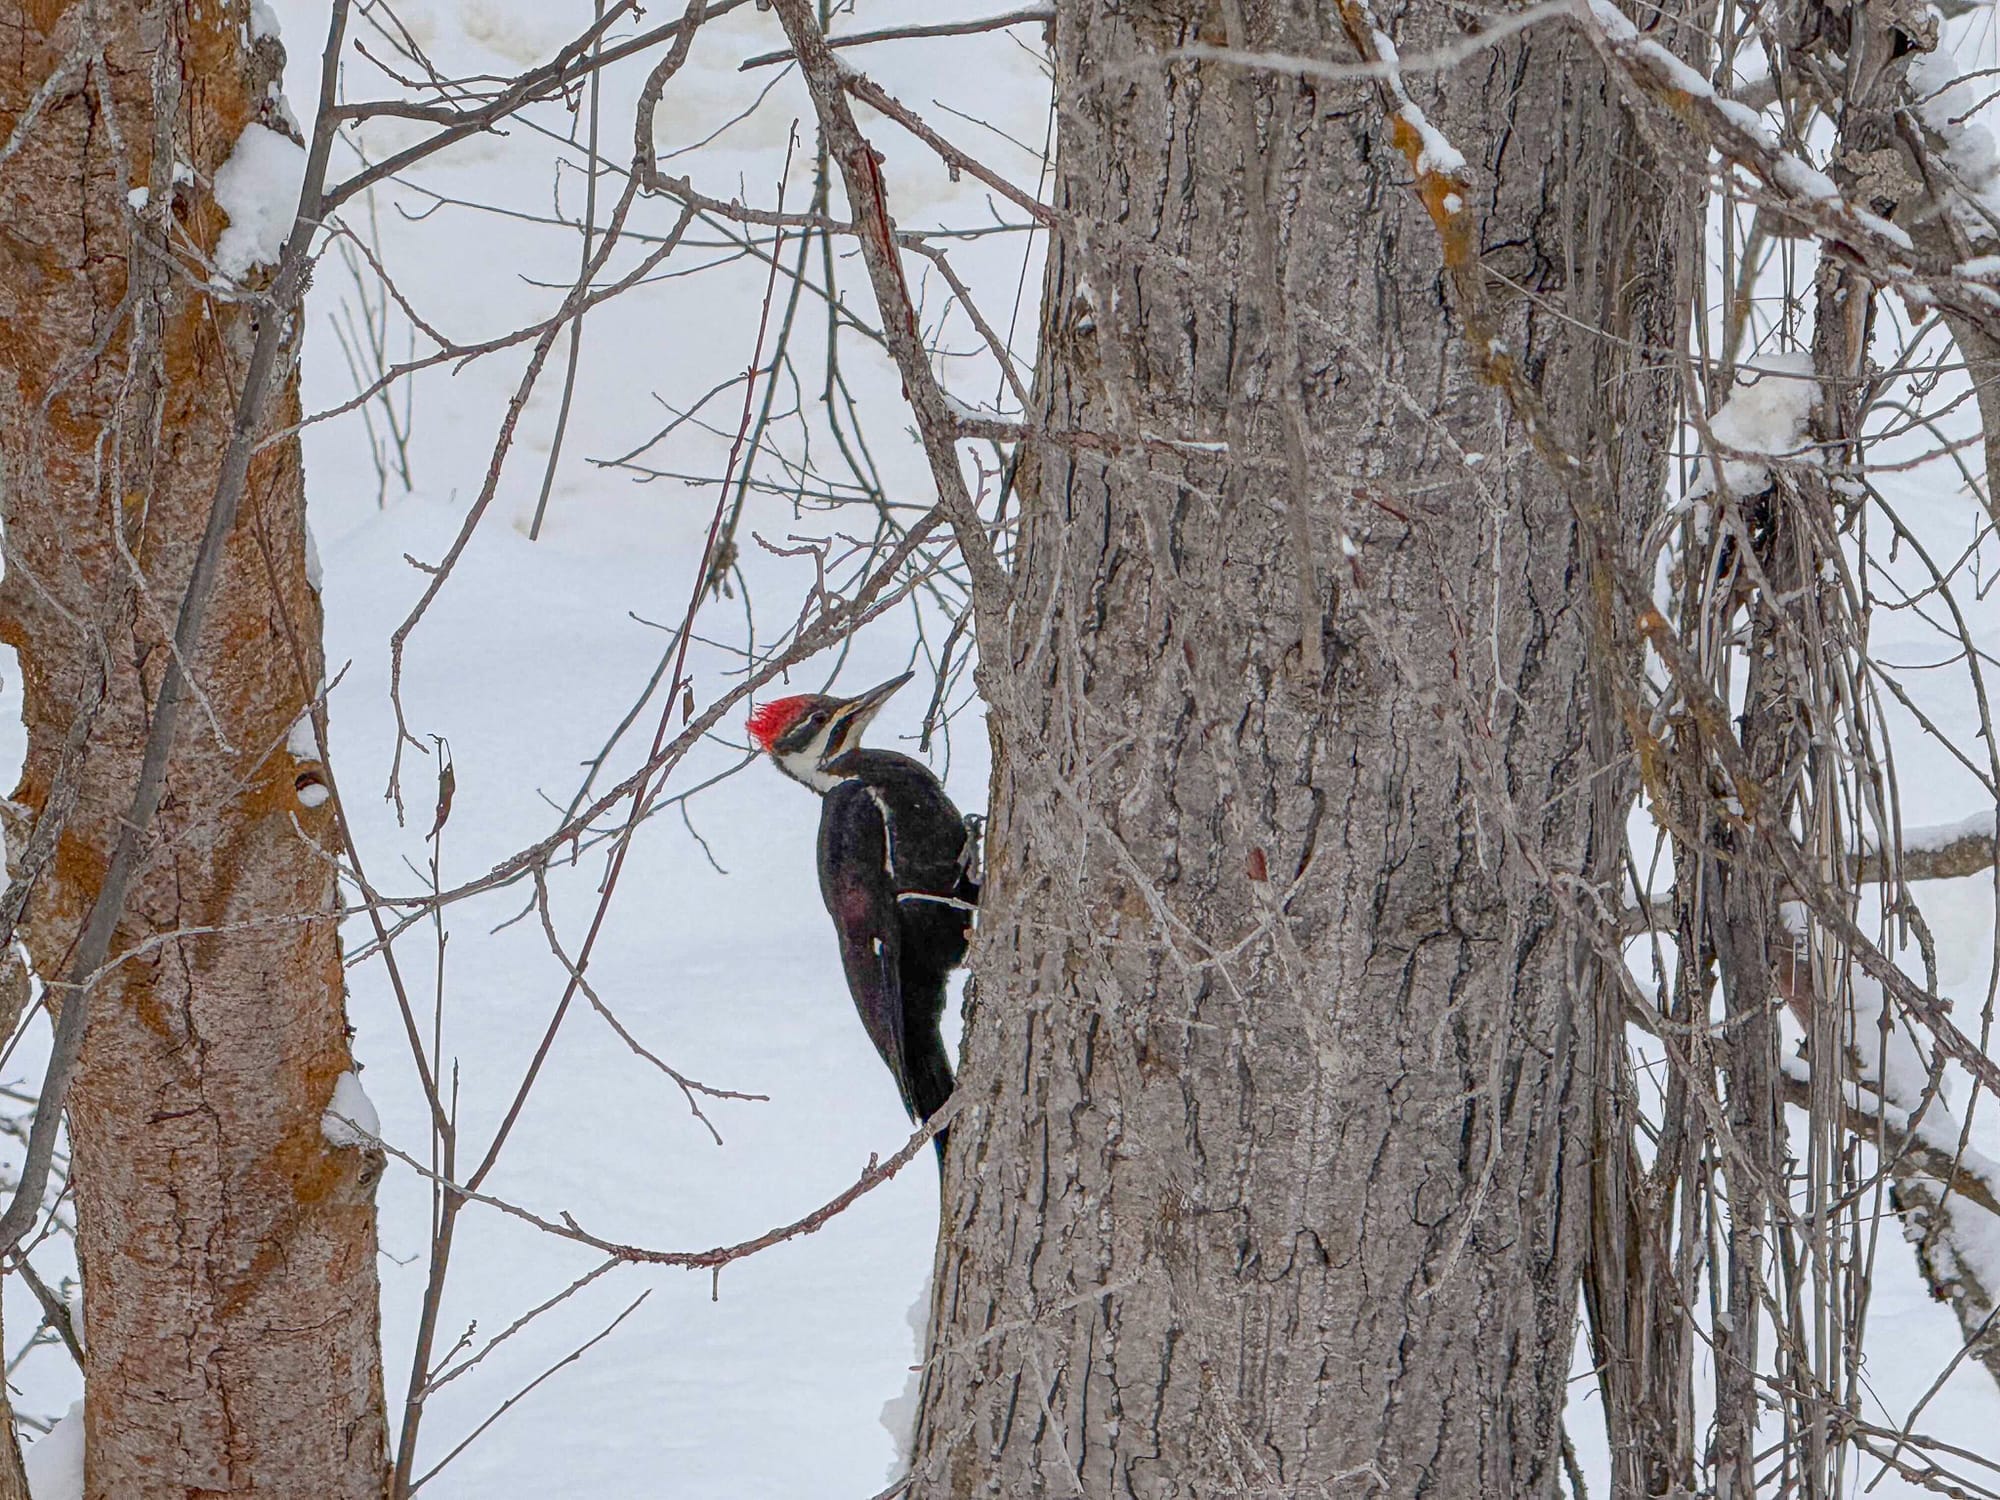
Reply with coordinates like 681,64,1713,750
740,8,1054,71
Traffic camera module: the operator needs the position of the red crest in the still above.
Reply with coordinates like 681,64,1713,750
746,695,814,750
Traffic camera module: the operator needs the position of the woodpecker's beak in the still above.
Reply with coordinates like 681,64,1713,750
827,671,912,752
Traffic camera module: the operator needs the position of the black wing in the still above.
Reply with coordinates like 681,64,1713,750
818,780,917,1117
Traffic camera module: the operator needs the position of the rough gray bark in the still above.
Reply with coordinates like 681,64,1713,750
912,2,1693,1494
0,3,388,1494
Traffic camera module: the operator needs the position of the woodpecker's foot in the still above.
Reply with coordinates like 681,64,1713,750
960,813,987,884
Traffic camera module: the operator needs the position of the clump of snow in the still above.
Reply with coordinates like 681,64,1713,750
24,1400,83,1500
1853,206,1914,252
125,186,148,211
266,82,302,142
1714,96,1781,150
286,714,320,762
1691,352,1818,498
296,780,330,808
248,0,281,41
1397,102,1464,175
1586,0,1639,43
303,516,323,592
879,1280,930,1479
1774,155,1839,202
321,1070,380,1148
1635,37,1714,102
1910,43,2000,239
940,391,1000,424
211,124,304,282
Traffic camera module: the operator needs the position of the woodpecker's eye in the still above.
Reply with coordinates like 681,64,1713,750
806,711,828,728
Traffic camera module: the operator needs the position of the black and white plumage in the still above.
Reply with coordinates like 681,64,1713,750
747,674,978,1161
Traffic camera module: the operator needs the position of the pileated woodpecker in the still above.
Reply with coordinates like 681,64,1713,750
747,672,978,1161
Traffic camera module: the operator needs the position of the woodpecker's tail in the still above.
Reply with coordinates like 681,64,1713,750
905,1010,955,1168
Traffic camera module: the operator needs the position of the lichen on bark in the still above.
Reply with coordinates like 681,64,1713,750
0,3,387,1494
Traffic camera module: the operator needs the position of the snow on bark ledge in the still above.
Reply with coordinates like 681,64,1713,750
211,124,305,282
286,713,320,762
1904,810,2000,853
321,1070,380,1149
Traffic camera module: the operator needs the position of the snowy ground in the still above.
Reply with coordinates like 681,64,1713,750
1,2,1998,1495
276,4,1029,1492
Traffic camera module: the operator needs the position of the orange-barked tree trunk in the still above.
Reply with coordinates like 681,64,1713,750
0,2,388,1495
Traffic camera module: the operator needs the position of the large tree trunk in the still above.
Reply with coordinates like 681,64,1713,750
0,3,388,1495
914,3,1692,1494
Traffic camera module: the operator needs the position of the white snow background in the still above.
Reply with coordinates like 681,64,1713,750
0,1,1996,1496
258,3,1036,1493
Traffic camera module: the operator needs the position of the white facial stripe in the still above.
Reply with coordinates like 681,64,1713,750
769,698,887,792
776,741,841,792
